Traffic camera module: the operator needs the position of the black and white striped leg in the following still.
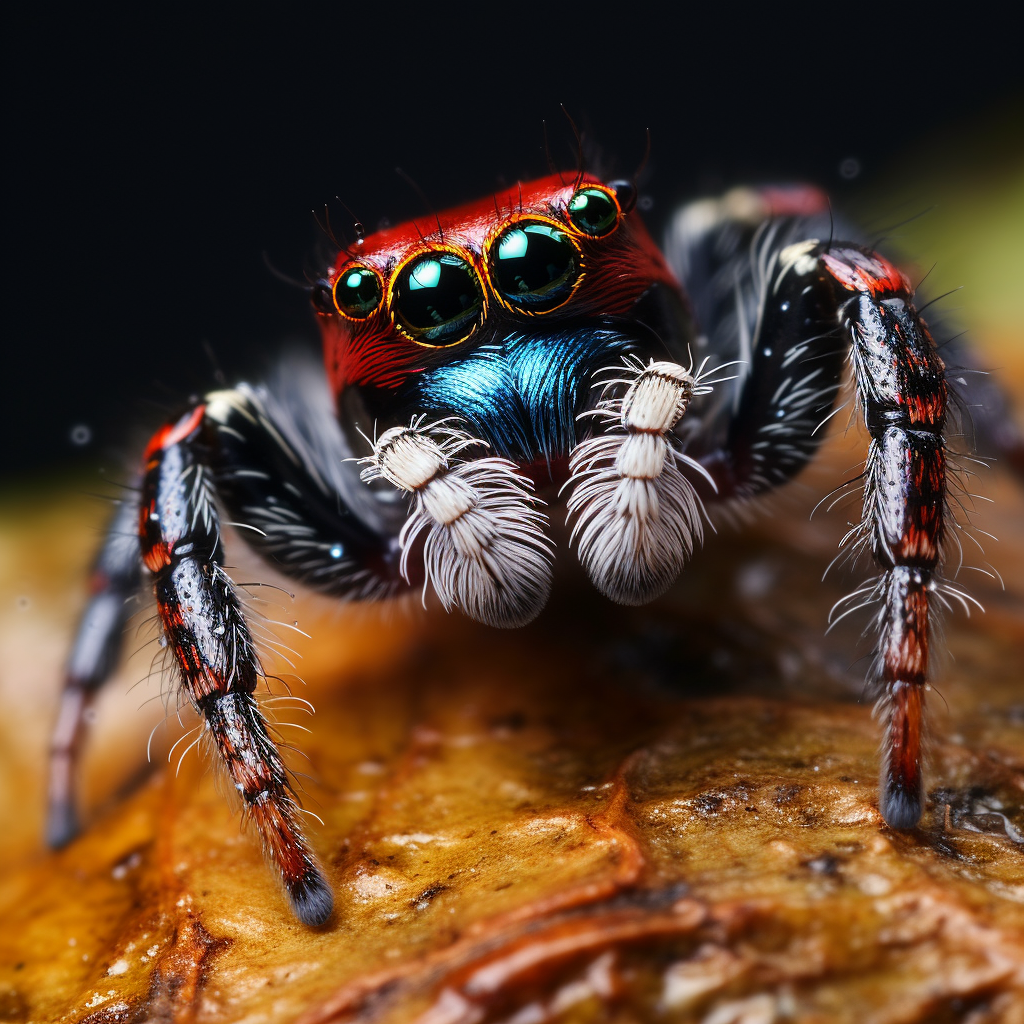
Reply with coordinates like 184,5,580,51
822,245,950,829
49,384,402,924
672,202,957,829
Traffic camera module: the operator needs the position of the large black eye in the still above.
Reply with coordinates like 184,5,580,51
392,252,484,345
490,222,580,313
567,187,619,237
333,265,382,319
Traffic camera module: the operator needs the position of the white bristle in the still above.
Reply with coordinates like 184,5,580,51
565,357,718,605
361,419,554,628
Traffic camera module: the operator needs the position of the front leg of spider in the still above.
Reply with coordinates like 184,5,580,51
657,198,958,828
138,406,335,925
690,233,950,829
822,247,951,829
47,380,402,923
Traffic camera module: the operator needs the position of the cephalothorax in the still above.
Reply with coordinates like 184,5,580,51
48,171,1012,926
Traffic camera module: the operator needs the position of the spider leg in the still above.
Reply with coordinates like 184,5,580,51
822,246,947,830
48,372,403,924
665,191,849,498
47,494,140,848
669,195,955,829
139,403,336,925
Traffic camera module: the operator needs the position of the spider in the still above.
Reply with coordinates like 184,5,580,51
44,169,1018,928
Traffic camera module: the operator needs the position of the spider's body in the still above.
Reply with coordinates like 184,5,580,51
47,171,1004,927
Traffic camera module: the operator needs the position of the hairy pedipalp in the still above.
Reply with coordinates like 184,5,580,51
564,356,719,604
360,419,554,627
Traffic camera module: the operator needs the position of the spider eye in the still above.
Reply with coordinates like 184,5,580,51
392,252,484,346
489,222,580,313
311,280,336,315
333,266,383,319
567,187,620,237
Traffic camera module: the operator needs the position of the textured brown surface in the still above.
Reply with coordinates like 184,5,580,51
1,156,1022,1022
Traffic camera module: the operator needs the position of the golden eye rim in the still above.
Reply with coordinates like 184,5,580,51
564,182,623,239
332,262,385,322
483,213,586,317
387,242,488,349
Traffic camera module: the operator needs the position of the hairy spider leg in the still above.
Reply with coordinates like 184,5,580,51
667,198,952,828
824,247,948,829
48,376,403,924
47,494,141,848
664,195,848,498
139,405,334,925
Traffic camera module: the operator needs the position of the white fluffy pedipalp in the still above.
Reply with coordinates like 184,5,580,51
565,357,718,605
361,419,554,628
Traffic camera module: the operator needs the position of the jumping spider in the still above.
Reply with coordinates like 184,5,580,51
47,172,1015,926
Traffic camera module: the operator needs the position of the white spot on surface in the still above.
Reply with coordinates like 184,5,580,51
381,832,449,847
702,993,778,1024
107,959,129,976
858,873,892,896
111,851,142,880
350,874,395,900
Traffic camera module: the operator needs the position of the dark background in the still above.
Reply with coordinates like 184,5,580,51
5,10,1022,485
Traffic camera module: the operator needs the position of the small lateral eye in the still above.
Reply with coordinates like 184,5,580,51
392,252,484,346
311,280,336,315
567,187,620,237
333,265,383,319
489,222,580,313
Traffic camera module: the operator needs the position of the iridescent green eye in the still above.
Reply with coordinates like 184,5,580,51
392,252,484,346
490,222,580,312
567,187,619,237
333,266,382,319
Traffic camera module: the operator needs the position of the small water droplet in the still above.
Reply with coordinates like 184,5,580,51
329,544,344,559
70,424,92,446
839,157,861,180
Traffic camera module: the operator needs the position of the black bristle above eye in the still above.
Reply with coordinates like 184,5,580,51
311,280,335,315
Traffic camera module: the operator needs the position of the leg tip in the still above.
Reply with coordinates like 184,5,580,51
288,869,334,927
46,805,80,849
879,780,923,830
